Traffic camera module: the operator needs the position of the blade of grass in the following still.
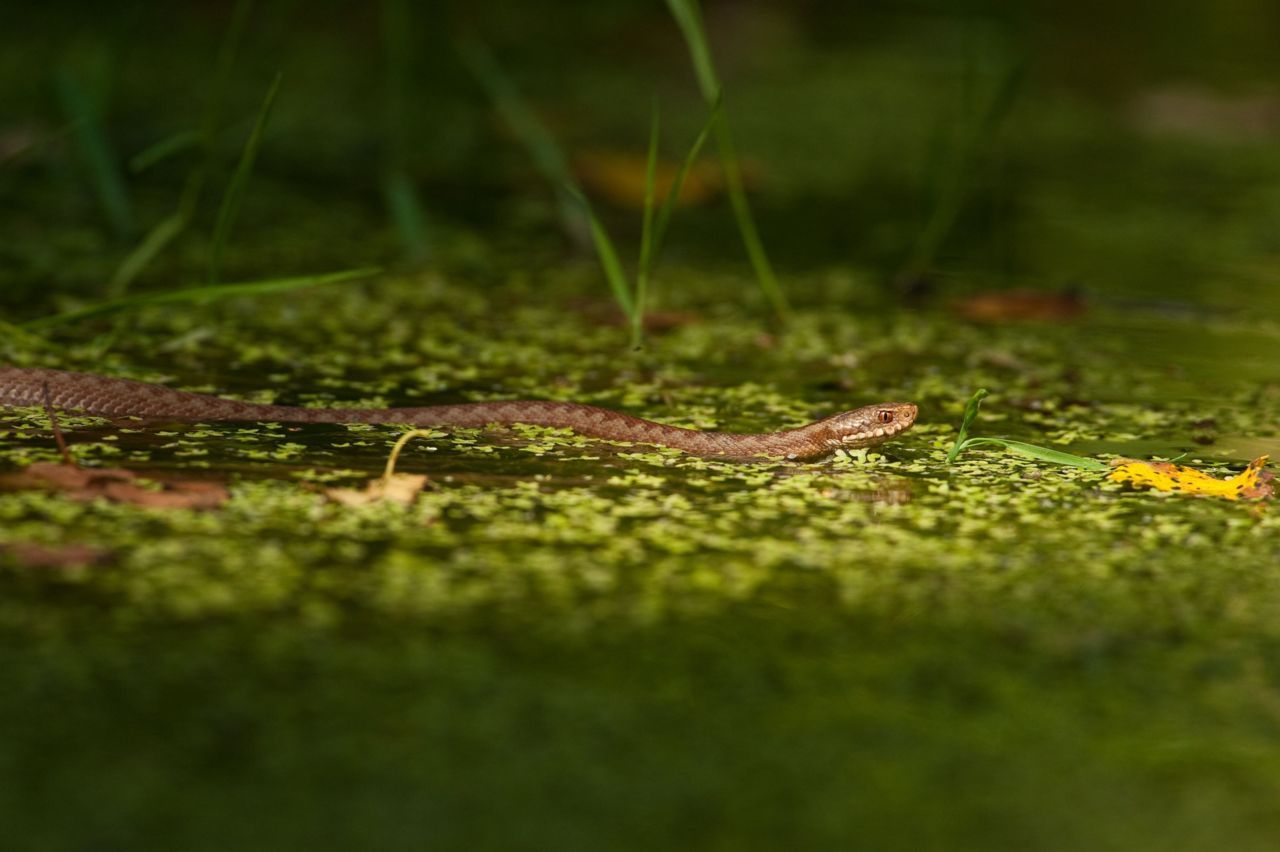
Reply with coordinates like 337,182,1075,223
380,0,430,263
947,387,989,463
665,0,788,321
457,37,582,236
381,171,431,264
129,129,202,173
208,70,282,283
632,97,662,349
565,186,634,318
460,36,635,322
54,66,135,240
900,55,1026,282
109,183,202,296
714,115,788,319
24,267,381,331
109,0,255,296
946,388,1107,470
650,94,719,261
954,437,1109,471
109,213,188,297
631,96,720,349
664,0,719,99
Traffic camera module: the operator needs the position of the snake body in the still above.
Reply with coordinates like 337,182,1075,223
0,367,917,461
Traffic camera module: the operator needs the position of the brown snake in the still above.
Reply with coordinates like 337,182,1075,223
0,367,917,461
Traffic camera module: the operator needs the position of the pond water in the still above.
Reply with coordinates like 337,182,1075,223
2,276,1279,850
6,2,1280,848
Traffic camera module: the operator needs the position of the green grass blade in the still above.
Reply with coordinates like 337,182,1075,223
108,0,255,296
946,389,1107,470
664,0,788,320
382,171,431,264
900,56,1026,281
460,37,634,319
566,186,634,319
380,0,430,263
54,67,134,240
713,113,788,320
129,129,202,173
664,0,719,101
633,97,662,349
110,158,211,295
651,95,719,262
457,37,581,234
203,0,256,147
108,213,188,294
208,70,282,284
631,95,720,349
955,438,1109,471
24,267,381,330
947,388,989,463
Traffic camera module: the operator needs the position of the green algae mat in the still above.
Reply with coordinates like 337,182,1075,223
2,277,1280,851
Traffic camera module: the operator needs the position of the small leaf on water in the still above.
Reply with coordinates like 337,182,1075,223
0,541,113,569
0,462,229,509
574,149,726,210
325,473,429,507
953,289,1086,323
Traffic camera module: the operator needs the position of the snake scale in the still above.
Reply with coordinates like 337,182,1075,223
0,367,917,461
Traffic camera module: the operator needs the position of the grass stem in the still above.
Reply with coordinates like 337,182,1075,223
54,66,134,240
109,0,256,296
208,70,282,283
665,0,789,320
25,267,381,330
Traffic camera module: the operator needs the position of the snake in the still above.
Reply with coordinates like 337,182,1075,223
0,367,917,461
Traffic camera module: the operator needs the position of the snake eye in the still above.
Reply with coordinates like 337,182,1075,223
878,409,894,424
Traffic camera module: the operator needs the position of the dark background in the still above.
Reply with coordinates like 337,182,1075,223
6,0,1280,313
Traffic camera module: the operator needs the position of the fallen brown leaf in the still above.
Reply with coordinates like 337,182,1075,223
325,473,430,507
954,290,1086,323
0,541,113,568
0,462,229,509
568,299,702,335
574,148,730,210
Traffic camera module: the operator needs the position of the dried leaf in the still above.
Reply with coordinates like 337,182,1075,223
0,541,113,568
0,462,229,509
571,300,700,333
1108,455,1273,501
326,473,429,507
954,290,1086,323
574,149,733,210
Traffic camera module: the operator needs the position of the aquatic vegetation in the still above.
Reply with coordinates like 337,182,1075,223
948,387,1110,469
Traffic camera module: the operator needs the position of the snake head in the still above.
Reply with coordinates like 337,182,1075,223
823,402,917,450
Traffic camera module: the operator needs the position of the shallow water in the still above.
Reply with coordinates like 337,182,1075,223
4,289,1279,850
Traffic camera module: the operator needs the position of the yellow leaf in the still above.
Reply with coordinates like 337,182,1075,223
1108,455,1272,501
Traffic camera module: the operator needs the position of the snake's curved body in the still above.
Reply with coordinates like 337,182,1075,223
0,367,917,461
